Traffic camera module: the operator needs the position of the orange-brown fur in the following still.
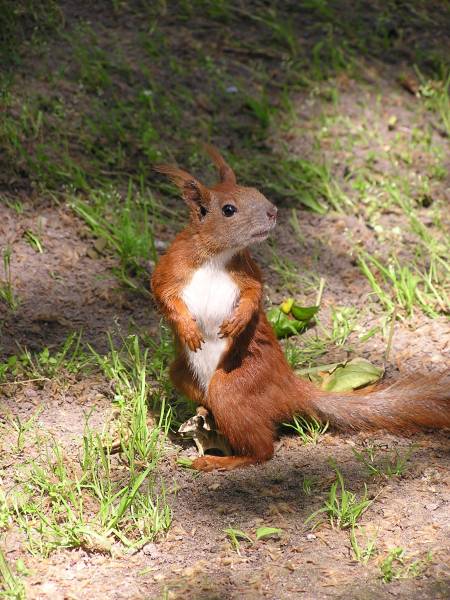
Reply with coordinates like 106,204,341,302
152,147,450,472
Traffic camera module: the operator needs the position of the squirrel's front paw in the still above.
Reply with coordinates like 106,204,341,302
219,306,252,339
178,319,204,352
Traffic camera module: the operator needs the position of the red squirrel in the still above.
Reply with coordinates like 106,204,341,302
152,146,450,472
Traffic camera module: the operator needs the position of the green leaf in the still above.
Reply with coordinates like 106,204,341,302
291,304,319,321
267,308,297,337
268,297,319,339
107,465,152,530
297,361,342,385
297,362,343,377
255,527,283,540
266,308,308,339
322,358,384,392
298,359,384,392
224,528,253,543
280,298,294,314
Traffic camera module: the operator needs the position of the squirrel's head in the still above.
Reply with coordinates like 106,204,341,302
155,146,277,255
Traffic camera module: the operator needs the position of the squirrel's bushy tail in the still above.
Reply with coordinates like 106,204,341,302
300,374,450,433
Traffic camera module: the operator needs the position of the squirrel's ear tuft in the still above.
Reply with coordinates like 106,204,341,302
154,164,193,189
154,164,210,208
204,144,236,185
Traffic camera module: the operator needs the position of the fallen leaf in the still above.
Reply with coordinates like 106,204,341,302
291,304,319,321
280,298,294,314
268,300,319,338
299,358,384,392
323,358,384,392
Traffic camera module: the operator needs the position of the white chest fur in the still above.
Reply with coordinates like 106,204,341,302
181,252,239,391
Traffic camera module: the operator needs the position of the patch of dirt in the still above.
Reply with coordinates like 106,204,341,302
3,431,449,599
0,203,156,356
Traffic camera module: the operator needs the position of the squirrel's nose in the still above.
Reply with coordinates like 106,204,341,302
267,206,278,221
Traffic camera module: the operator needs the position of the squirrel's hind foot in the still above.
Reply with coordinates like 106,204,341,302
192,455,261,472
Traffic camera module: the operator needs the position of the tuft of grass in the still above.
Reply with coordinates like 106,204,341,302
233,151,351,214
0,0,62,66
301,475,317,496
72,185,159,292
12,436,170,556
330,306,357,347
7,410,42,453
357,252,448,318
285,333,331,369
305,462,373,529
0,356,19,384
12,331,93,381
352,444,416,479
3,198,24,214
90,334,172,464
253,9,299,58
283,338,306,369
224,528,252,555
380,547,432,583
311,24,353,80
245,90,274,130
0,489,11,531
392,191,450,290
107,326,191,431
350,526,378,564
8,335,172,557
284,415,328,445
23,230,44,253
224,525,282,555
0,248,20,311
416,67,450,137
268,158,351,214
0,546,26,600
1,333,174,558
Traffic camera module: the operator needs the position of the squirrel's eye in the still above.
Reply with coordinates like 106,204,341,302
222,204,237,217
199,205,207,218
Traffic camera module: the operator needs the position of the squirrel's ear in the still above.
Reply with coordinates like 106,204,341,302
154,164,211,208
204,144,236,185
